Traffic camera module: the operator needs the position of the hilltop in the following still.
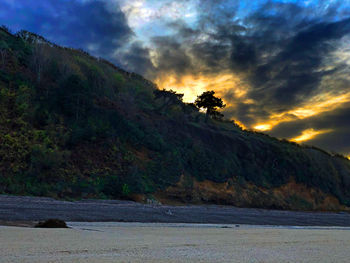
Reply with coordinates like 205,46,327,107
1,27,350,211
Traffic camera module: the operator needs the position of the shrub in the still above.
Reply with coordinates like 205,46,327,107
29,144,69,181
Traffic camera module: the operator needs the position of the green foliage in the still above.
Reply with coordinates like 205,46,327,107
0,70,10,83
122,184,131,196
29,144,70,181
0,40,9,50
113,72,124,83
75,56,106,92
15,84,32,115
287,195,313,210
102,175,123,198
59,74,92,120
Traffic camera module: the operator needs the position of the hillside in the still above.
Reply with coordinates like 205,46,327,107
1,27,350,211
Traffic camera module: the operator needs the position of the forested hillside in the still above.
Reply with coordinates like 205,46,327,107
1,27,350,211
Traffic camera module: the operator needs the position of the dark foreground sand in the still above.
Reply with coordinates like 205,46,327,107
0,195,350,226
1,222,350,263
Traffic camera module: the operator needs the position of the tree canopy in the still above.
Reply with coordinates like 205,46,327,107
154,89,184,111
194,90,225,122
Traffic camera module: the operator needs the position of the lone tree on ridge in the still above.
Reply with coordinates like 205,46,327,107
194,90,225,123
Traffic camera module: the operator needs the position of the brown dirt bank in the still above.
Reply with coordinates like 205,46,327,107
154,175,349,211
1,195,350,227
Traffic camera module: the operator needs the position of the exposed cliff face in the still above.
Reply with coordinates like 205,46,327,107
155,175,347,211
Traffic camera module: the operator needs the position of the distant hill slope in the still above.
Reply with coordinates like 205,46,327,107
0,27,349,211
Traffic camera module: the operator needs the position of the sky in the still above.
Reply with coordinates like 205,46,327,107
1,0,350,156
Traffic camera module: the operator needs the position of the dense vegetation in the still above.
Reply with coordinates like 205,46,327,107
1,27,350,209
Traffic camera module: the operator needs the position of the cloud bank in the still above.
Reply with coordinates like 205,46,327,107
0,0,132,62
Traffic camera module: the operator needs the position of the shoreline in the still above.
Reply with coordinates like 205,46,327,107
1,195,350,227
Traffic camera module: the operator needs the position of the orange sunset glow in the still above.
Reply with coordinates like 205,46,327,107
155,73,247,103
290,128,333,143
253,92,350,132
156,73,350,154
155,74,350,157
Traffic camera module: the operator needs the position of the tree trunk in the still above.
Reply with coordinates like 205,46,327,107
76,96,80,121
0,50,5,68
37,62,42,84
205,110,209,123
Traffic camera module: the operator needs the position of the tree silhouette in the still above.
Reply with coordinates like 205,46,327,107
154,89,184,111
0,40,9,68
58,74,92,121
194,91,225,122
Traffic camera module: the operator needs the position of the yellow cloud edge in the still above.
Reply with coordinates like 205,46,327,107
254,92,350,133
155,74,349,148
289,128,333,143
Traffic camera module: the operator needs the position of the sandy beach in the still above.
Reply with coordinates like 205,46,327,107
1,222,350,263
1,195,350,262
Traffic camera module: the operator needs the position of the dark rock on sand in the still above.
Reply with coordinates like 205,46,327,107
35,219,68,228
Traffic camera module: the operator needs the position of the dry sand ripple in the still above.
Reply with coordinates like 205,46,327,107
1,223,350,263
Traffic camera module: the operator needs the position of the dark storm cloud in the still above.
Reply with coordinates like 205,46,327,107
152,36,193,75
117,41,156,78
0,0,132,62
244,15,350,106
150,2,349,110
140,0,350,153
155,3,347,96
191,2,350,109
268,105,350,154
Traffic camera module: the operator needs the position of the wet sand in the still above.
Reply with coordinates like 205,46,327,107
1,195,350,226
1,222,350,263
